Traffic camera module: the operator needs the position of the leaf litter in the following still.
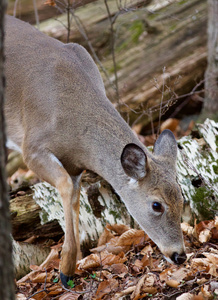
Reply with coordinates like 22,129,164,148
16,218,218,299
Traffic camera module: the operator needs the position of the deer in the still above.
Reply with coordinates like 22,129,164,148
4,15,187,286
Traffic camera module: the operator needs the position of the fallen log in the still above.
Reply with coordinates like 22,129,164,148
10,119,217,278
38,0,207,126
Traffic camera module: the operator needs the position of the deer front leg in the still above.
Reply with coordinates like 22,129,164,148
72,174,83,261
23,148,78,287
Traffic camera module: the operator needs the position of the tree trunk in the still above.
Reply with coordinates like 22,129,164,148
202,0,218,120
0,0,15,298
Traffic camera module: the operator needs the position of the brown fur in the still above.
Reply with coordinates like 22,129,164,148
5,16,186,279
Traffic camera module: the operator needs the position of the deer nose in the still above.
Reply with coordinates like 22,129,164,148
171,252,187,264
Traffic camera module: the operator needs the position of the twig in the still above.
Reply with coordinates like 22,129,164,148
104,0,120,109
61,285,92,294
32,0,39,29
26,268,48,300
157,67,166,136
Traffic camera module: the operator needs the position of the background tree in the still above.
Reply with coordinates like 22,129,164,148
201,0,218,121
0,0,15,298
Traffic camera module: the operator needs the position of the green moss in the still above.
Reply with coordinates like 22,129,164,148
178,0,189,5
147,12,159,20
108,63,122,74
192,187,216,220
212,163,218,175
117,19,145,51
84,203,91,213
109,209,121,222
129,20,144,43
170,24,177,31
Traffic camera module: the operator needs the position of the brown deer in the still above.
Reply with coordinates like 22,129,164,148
4,15,186,286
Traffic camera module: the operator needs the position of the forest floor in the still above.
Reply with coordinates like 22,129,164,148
10,167,218,300
15,214,218,300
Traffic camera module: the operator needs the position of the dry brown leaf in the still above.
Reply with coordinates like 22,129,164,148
170,267,190,282
97,226,115,246
115,286,135,298
91,244,125,255
199,285,213,299
117,229,147,246
181,222,194,236
131,274,147,300
96,278,118,300
198,229,212,243
166,279,179,288
131,274,156,299
134,259,144,269
106,224,130,235
77,253,100,270
59,292,81,300
140,244,153,255
142,286,158,294
44,0,56,6
101,251,127,266
211,226,218,239
160,118,179,132
159,268,172,282
17,294,34,300
176,293,194,300
194,219,216,239
202,252,218,265
108,263,128,274
30,271,53,283
29,265,42,271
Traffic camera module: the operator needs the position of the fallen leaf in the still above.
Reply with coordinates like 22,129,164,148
97,226,115,246
160,118,179,132
101,251,127,266
159,268,172,282
59,292,81,300
77,253,100,270
166,279,179,288
117,229,147,247
30,271,53,283
199,284,213,299
140,244,153,255
108,263,128,274
181,222,194,236
202,252,218,265
170,267,190,282
198,229,212,243
106,224,130,235
131,274,147,300
96,278,118,300
176,292,194,300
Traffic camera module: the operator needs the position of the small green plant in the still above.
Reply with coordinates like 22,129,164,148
67,279,75,288
53,277,59,283
90,273,96,279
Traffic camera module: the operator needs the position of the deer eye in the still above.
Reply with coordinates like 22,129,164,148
152,202,164,213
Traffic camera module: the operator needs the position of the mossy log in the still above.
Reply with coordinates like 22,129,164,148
10,119,217,279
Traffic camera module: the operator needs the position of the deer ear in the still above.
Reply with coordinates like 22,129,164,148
121,143,147,180
153,129,177,162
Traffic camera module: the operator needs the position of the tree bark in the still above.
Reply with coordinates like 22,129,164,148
202,0,218,120
0,0,15,298
203,0,218,117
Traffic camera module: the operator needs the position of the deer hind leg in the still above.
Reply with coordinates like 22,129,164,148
23,149,78,287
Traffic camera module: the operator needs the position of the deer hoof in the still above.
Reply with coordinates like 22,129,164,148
60,272,74,288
